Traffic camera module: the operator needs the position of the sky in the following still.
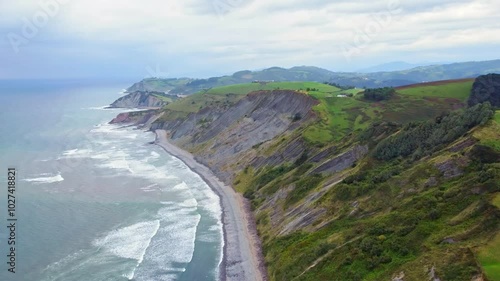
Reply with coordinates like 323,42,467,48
1,0,500,79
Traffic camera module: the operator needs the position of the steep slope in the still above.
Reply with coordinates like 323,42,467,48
109,91,176,108
150,90,319,183
126,77,192,92
112,78,500,281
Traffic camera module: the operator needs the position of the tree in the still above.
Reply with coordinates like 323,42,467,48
363,87,395,101
468,74,500,107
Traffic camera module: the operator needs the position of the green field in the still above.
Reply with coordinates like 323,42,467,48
397,80,474,102
161,80,474,145
303,80,473,145
204,81,345,95
479,233,500,281
152,94,174,103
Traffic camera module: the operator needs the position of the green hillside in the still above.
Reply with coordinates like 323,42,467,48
396,79,474,101
233,81,499,281
160,79,475,145
151,77,500,281
126,59,500,94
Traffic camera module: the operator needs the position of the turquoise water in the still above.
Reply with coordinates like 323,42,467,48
0,80,223,281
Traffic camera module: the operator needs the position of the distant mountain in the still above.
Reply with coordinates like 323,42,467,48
126,59,500,94
357,61,423,73
126,66,336,95
330,59,500,88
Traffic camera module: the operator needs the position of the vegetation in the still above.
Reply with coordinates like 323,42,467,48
149,75,500,281
373,102,494,161
129,60,500,94
363,87,395,101
323,82,356,90
468,73,500,107
230,79,499,280
397,79,473,102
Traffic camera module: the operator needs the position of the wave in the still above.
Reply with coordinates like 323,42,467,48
93,220,161,280
133,206,201,281
140,184,159,192
171,181,189,191
23,173,64,184
61,149,93,158
84,105,110,110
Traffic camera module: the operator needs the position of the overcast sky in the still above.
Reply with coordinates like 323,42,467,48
1,0,499,79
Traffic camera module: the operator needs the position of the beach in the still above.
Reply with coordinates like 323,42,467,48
154,129,267,281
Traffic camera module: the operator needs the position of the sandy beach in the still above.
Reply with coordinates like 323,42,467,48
154,129,267,281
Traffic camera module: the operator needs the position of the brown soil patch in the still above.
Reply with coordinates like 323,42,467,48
396,78,475,90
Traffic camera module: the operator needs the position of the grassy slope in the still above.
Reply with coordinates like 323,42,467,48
158,80,499,280
234,81,497,280
477,111,500,281
251,123,500,281
304,79,472,145
396,79,474,101
474,110,500,151
159,79,471,145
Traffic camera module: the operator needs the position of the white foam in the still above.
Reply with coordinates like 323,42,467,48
171,182,189,191
140,184,159,193
179,198,198,208
23,173,64,184
90,153,110,160
133,207,200,280
99,158,134,173
61,149,93,158
85,105,109,110
93,220,160,280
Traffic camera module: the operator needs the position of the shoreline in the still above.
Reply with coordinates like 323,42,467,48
154,129,267,281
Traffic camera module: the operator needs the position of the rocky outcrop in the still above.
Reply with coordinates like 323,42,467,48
251,137,308,169
312,145,369,174
109,110,161,126
109,91,172,108
435,157,470,178
151,90,319,183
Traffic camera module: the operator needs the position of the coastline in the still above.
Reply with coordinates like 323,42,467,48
154,129,267,281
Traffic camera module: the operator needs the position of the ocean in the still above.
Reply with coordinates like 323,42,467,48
0,79,223,281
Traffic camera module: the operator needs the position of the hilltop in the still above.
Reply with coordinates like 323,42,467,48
126,59,500,95
111,75,500,281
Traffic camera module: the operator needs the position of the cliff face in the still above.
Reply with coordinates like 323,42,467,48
109,91,172,108
151,90,319,182
111,86,500,281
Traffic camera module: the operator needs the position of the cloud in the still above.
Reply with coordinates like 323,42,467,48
1,0,499,78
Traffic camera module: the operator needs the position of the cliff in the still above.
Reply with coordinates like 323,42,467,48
111,79,500,281
109,91,175,108
151,90,319,183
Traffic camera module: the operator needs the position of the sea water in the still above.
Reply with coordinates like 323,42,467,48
0,79,223,281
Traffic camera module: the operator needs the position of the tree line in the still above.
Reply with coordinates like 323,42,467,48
373,102,494,161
